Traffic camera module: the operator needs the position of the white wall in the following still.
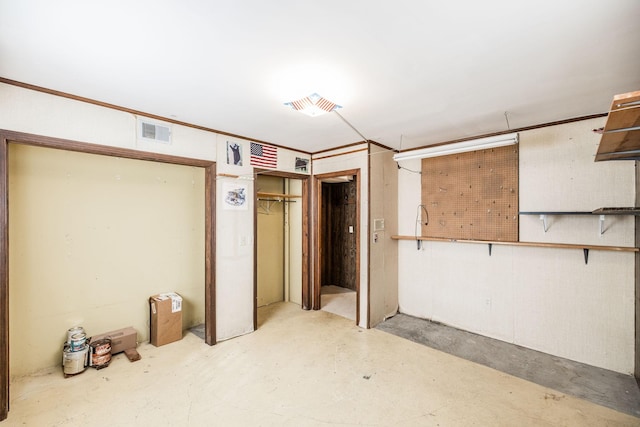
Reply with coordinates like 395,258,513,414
397,117,636,374
313,144,369,328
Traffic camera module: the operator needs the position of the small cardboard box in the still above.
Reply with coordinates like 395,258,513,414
90,327,137,354
149,292,183,346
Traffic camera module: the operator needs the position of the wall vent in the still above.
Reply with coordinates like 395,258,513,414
138,118,172,144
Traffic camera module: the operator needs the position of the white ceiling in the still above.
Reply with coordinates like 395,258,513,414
1,1,639,153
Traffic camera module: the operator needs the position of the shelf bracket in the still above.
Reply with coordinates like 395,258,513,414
599,215,606,236
539,214,549,232
583,248,589,265
488,243,492,256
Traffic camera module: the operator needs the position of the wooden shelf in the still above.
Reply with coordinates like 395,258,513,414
256,192,301,200
391,235,638,264
595,90,640,161
391,235,637,252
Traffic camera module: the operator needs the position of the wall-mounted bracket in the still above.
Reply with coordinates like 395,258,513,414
599,215,606,236
488,243,492,256
540,214,549,232
583,248,589,264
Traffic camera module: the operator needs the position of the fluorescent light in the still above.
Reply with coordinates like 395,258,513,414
393,133,519,161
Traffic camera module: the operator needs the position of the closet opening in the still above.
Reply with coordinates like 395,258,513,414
254,171,310,328
0,130,216,422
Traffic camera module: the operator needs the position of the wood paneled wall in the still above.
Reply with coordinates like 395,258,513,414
321,179,357,290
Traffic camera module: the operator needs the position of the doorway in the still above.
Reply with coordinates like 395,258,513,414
314,170,360,324
254,172,309,326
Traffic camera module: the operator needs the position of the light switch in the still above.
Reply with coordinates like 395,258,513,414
348,225,354,234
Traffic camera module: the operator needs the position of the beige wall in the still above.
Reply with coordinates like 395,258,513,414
8,144,205,376
286,179,303,306
368,144,399,327
397,117,636,374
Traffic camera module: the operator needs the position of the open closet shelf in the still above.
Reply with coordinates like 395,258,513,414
595,90,640,161
256,192,301,215
256,192,301,201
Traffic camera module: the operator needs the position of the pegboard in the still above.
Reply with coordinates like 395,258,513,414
421,145,519,241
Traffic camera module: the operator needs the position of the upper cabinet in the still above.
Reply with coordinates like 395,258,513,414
595,90,640,161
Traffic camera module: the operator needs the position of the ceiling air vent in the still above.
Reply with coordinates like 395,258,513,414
138,118,172,144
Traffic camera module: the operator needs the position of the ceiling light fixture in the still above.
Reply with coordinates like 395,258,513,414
284,93,341,117
393,132,519,161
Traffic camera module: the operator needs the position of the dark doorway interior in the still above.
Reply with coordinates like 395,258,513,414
320,177,357,291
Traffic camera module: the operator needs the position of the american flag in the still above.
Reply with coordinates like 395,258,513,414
250,142,277,168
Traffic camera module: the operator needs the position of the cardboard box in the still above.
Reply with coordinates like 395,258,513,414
90,327,137,354
149,292,183,346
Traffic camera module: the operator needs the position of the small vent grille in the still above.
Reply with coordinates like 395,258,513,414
138,119,171,144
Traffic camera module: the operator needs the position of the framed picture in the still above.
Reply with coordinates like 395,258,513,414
226,141,243,166
295,157,309,173
222,182,248,210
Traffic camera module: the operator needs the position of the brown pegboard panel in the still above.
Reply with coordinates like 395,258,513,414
421,145,518,241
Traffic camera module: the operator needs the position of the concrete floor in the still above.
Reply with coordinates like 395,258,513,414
5,302,639,426
376,312,640,418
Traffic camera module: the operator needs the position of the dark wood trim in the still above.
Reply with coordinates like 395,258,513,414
635,160,640,387
204,164,216,345
0,130,213,168
312,141,368,156
313,147,368,161
395,113,608,154
253,180,258,331
313,169,361,325
368,140,397,152
312,139,395,154
0,133,8,422
1,77,606,159
0,129,216,422
302,177,311,310
355,169,361,327
367,145,372,329
0,77,312,156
